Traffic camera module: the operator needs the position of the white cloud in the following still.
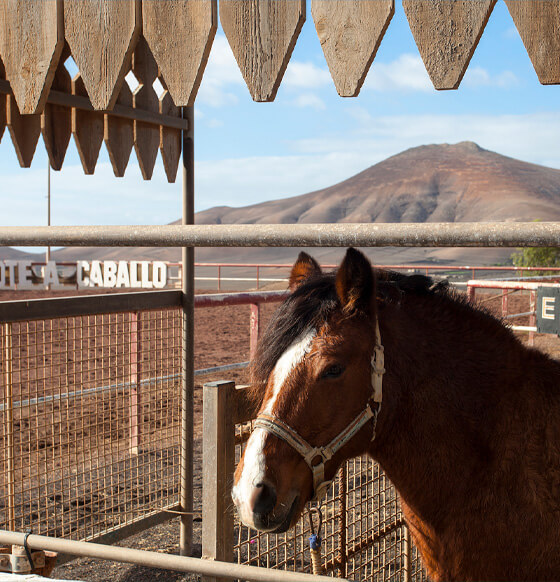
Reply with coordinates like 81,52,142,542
364,54,433,92
283,61,331,90
463,67,519,88
196,35,244,107
291,93,326,110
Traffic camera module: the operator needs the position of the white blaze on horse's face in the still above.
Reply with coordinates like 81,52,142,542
232,328,316,530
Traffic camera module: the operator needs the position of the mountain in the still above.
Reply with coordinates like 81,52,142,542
196,142,560,226
5,142,560,269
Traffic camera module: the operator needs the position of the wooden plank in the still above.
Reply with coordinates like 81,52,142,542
6,94,40,168
505,0,560,85
220,0,306,102
202,381,236,582
0,58,5,142
42,46,72,171
311,0,394,97
0,0,64,114
159,83,181,183
133,37,160,180
403,0,496,90
105,82,134,177
64,0,141,110
142,0,217,106
72,74,104,175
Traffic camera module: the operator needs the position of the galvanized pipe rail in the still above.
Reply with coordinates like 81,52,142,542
0,530,345,582
1,222,560,247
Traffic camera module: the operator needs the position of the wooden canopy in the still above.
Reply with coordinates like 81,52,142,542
0,0,558,180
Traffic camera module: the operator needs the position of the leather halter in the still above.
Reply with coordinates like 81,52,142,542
253,321,385,501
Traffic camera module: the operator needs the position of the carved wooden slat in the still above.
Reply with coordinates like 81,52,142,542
132,37,160,180
159,81,181,183
64,0,140,110
0,58,6,142
6,95,41,167
42,48,72,171
72,74,104,174
220,0,306,102
505,0,560,85
403,0,496,90
0,0,64,114
312,0,394,97
143,0,217,106
104,83,134,177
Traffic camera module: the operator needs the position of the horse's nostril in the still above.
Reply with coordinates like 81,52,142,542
251,482,277,517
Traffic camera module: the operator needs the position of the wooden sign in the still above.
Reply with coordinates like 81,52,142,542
220,0,306,102
505,0,560,85
312,0,394,97
64,0,140,110
403,0,496,90
0,0,64,114
143,0,217,106
537,287,560,335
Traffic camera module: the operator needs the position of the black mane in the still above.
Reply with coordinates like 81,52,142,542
251,268,443,391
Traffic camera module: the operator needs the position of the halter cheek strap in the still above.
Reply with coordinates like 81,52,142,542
253,321,385,501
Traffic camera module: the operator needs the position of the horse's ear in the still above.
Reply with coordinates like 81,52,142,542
336,248,374,314
289,252,322,292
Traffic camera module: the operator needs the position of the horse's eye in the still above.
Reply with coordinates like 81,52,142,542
321,364,345,379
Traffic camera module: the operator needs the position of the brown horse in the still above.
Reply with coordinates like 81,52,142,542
232,248,560,581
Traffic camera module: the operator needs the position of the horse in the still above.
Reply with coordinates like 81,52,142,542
231,248,560,581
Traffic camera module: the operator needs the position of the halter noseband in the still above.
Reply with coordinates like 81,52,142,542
253,321,385,501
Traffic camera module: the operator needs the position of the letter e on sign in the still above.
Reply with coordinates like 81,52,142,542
537,287,560,335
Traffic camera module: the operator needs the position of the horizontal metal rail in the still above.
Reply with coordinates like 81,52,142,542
467,280,560,291
0,290,182,322
1,222,560,247
0,79,189,131
0,530,345,582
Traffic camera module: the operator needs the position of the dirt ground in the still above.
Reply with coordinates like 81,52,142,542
2,287,559,581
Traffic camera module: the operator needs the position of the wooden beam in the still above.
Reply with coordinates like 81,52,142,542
403,0,496,90
64,0,141,110
0,0,64,114
312,0,394,97
220,0,306,102
505,0,560,85
142,0,217,106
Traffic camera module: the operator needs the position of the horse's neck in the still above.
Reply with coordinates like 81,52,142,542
370,296,551,533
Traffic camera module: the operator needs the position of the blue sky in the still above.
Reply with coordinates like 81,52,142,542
1,0,560,229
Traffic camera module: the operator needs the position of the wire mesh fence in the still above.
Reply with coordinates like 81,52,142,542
234,422,429,581
0,306,182,542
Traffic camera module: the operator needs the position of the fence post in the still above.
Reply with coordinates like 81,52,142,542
336,467,347,578
529,290,536,346
467,285,475,303
501,289,509,318
3,323,15,534
256,266,260,290
129,311,141,455
250,303,260,361
218,266,221,292
403,526,411,582
202,380,236,582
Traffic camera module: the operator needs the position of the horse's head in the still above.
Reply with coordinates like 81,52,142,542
232,248,383,532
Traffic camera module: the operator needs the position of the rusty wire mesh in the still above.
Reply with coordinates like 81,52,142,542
0,308,182,541
234,424,429,581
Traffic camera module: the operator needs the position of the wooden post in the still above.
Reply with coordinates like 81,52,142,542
529,290,536,346
218,265,221,292
467,285,475,303
250,303,260,361
501,289,509,318
129,311,141,455
202,380,236,582
403,525,411,582
3,323,15,534
336,467,347,578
